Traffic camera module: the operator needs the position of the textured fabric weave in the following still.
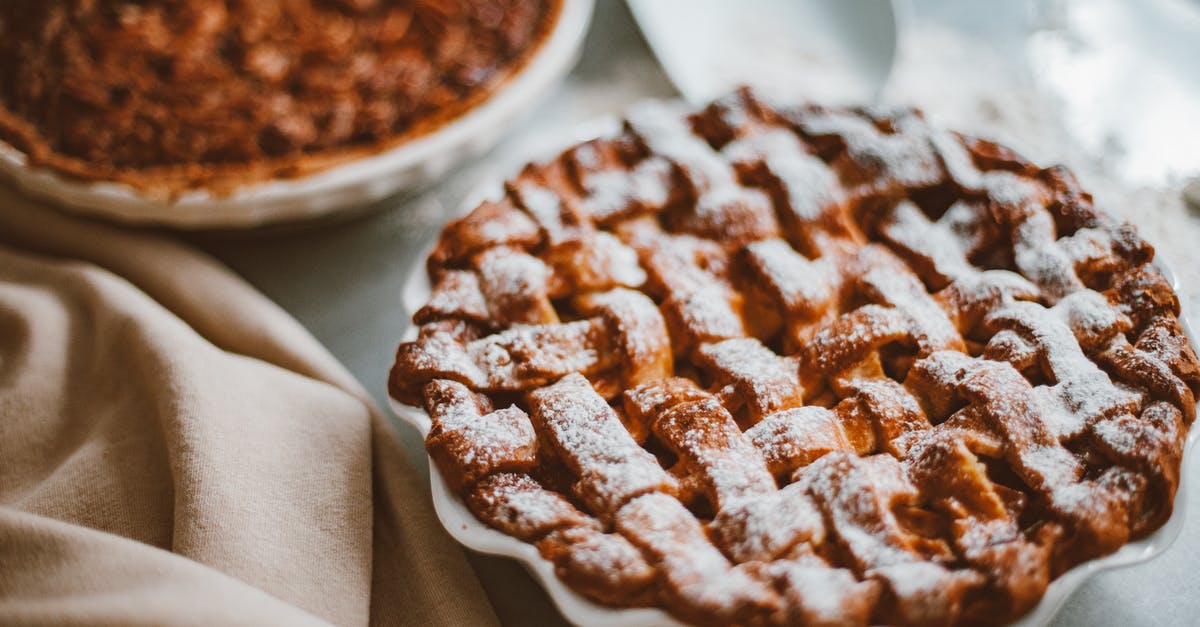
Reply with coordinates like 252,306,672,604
0,188,498,627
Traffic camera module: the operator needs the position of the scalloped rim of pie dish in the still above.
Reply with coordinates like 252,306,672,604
387,115,1199,627
0,0,594,229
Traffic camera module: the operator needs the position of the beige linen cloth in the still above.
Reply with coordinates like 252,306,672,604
0,187,499,626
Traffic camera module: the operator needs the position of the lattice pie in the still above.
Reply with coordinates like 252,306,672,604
390,89,1199,626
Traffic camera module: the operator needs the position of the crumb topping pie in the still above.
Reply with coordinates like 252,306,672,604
0,0,559,192
389,89,1199,626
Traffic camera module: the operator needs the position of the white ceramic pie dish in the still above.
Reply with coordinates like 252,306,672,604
387,119,1199,627
0,0,593,230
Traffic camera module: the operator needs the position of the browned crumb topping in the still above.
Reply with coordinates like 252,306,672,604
0,0,559,191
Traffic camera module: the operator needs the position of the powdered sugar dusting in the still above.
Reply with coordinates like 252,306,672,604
710,481,826,563
475,247,555,325
653,397,776,509
580,288,671,384
627,99,732,191
859,251,963,354
582,157,674,222
744,238,838,320
529,374,674,517
615,492,779,620
510,182,582,245
987,296,1141,437
746,406,853,476
725,128,841,224
698,337,804,420
467,320,607,390
393,88,1199,625
879,200,973,283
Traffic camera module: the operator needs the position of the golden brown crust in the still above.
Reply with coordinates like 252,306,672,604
390,88,1199,626
0,0,560,194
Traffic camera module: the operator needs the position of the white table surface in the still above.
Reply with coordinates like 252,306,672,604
188,3,1200,625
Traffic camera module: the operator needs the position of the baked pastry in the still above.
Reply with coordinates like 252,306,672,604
389,88,1199,626
0,0,559,192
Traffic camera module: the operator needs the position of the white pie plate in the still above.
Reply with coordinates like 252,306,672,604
0,0,593,230
388,122,1199,627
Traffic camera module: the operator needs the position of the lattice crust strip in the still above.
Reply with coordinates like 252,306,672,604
390,88,1200,626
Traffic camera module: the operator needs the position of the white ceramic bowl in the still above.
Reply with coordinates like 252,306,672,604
0,0,593,230
388,120,1198,627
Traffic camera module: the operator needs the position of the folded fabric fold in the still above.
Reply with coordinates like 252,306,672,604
0,189,498,627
